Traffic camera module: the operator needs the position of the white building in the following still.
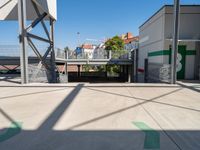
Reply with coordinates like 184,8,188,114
122,32,139,51
139,5,200,81
82,44,96,59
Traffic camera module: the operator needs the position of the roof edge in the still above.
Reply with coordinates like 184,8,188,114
139,4,200,29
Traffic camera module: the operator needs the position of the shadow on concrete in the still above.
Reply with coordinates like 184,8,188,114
0,75,21,84
85,87,200,113
67,88,185,130
0,109,200,150
1,128,200,150
0,84,200,150
38,84,84,130
0,88,69,100
177,82,200,93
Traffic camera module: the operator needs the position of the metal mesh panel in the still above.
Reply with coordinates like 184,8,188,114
59,73,68,83
28,64,49,83
56,48,65,59
55,48,131,60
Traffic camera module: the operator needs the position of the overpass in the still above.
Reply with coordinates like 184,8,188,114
0,47,135,83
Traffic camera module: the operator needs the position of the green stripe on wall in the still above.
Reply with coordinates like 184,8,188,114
148,50,196,57
148,50,170,57
186,50,196,55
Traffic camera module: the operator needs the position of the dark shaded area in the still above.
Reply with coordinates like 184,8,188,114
67,71,128,83
1,129,200,150
0,74,21,84
177,82,200,93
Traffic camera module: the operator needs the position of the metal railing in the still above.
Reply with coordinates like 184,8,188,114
55,48,131,60
0,45,51,57
0,45,132,60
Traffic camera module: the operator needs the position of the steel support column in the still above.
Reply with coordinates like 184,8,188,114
50,18,57,83
171,0,180,84
18,0,28,84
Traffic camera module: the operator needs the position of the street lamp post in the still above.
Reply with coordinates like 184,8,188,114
171,0,180,84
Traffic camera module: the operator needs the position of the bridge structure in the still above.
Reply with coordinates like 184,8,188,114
0,0,136,84
0,46,135,83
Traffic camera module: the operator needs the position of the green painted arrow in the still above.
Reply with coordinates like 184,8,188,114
0,122,22,143
133,122,160,149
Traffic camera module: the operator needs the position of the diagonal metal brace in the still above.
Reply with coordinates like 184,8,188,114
27,37,50,70
27,33,51,43
26,12,47,32
31,0,50,40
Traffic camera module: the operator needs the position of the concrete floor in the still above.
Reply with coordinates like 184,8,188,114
0,81,200,150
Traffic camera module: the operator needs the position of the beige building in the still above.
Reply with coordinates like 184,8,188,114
139,5,200,81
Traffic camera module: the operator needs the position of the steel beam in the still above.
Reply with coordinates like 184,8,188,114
50,18,57,83
18,0,28,84
27,33,51,43
31,1,50,40
27,37,50,70
26,13,47,32
171,0,180,84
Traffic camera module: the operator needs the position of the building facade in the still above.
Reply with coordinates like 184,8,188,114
121,32,139,51
75,44,96,59
139,5,200,81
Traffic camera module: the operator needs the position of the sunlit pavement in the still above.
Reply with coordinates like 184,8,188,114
0,81,200,150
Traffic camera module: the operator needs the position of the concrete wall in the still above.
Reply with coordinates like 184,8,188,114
163,6,200,80
139,8,165,69
164,6,200,40
139,5,200,81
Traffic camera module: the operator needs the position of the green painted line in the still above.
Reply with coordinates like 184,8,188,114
133,122,160,149
148,50,196,57
148,50,170,57
186,50,196,55
0,122,22,143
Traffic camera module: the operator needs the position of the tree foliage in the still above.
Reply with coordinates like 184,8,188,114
105,36,125,51
104,36,125,74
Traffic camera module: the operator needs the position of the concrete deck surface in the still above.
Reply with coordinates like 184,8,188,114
0,81,200,150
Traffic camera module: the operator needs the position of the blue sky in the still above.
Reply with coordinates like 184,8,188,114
0,0,199,49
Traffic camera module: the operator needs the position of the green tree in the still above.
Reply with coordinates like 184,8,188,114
105,36,124,50
104,36,125,74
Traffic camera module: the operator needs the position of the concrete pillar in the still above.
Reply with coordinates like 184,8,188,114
128,65,132,83
77,65,81,77
64,50,68,83
105,65,108,78
122,65,126,81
